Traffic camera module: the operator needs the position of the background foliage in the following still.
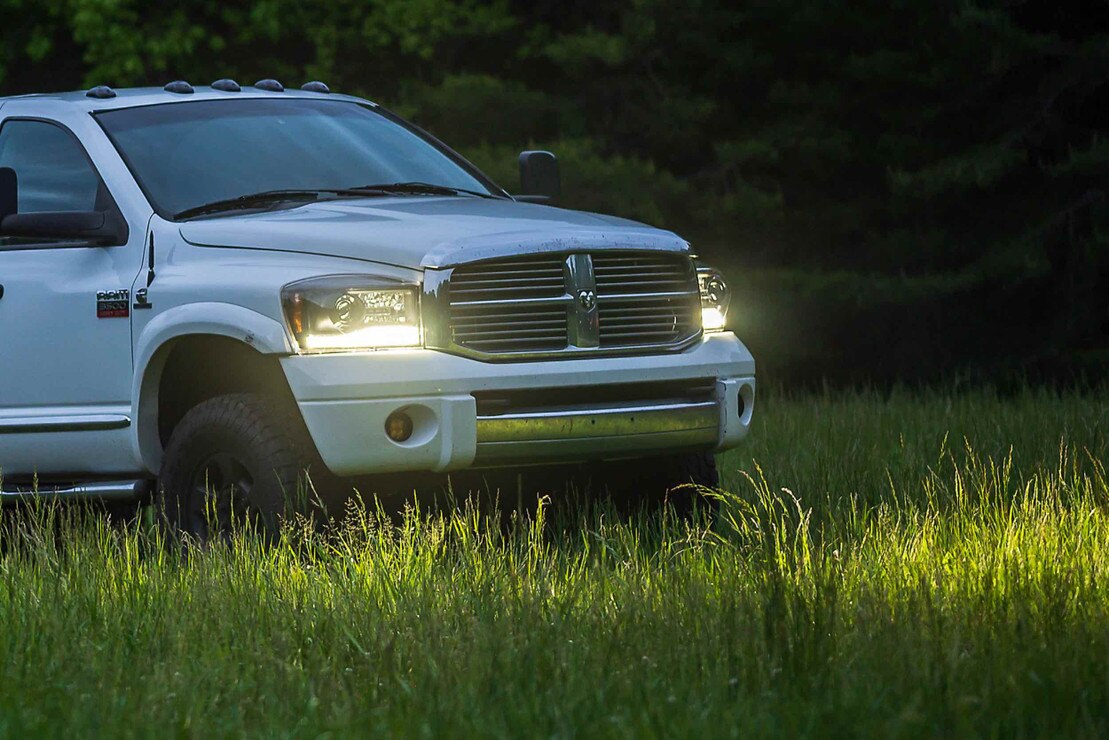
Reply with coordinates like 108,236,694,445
1,0,1105,384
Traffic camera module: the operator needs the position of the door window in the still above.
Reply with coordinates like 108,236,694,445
0,120,101,212
0,119,110,247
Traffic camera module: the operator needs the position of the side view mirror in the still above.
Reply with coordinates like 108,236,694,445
516,150,560,205
0,166,126,244
1,210,126,241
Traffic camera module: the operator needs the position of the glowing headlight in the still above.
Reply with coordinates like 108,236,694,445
282,276,421,353
697,265,730,332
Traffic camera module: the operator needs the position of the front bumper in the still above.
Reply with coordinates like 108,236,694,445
280,332,755,476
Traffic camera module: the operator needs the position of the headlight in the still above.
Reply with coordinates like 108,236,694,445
697,265,730,332
281,276,421,353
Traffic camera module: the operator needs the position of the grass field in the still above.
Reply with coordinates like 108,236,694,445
0,387,1106,737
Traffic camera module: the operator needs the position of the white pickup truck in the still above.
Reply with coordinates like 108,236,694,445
0,80,755,536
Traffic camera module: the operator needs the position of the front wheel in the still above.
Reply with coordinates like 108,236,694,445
156,393,337,541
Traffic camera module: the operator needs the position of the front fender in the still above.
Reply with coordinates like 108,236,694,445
130,302,292,472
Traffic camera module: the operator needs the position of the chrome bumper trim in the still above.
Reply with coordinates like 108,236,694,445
474,400,719,464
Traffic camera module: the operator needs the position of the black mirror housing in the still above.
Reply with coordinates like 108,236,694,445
0,166,127,245
1,211,127,243
0,167,17,220
517,150,560,205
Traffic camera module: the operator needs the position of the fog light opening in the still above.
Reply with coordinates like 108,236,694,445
385,411,414,443
739,383,755,426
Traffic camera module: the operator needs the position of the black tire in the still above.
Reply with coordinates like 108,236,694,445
157,393,339,541
601,451,720,516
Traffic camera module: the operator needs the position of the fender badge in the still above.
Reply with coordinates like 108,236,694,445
96,289,130,318
133,288,153,310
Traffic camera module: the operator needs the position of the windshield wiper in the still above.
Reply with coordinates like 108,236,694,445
175,190,326,220
175,182,500,220
347,181,499,199
173,188,392,220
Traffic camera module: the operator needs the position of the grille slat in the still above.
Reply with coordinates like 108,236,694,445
445,251,700,356
599,331,685,342
597,290,699,301
460,335,569,348
596,275,689,286
451,285,565,297
453,265,564,275
453,277,564,287
455,323,567,339
598,281,688,289
451,296,568,309
595,305,697,315
595,268,689,279
454,317,567,329
594,264,687,273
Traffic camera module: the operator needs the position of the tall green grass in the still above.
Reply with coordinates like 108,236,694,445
0,388,1105,737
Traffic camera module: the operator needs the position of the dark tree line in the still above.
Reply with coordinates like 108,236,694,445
1,0,1105,383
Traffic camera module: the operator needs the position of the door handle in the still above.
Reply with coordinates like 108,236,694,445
0,284,4,300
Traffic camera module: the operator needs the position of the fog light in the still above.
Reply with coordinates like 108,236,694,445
385,411,414,442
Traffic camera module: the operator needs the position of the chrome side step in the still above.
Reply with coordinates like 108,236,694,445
0,479,149,501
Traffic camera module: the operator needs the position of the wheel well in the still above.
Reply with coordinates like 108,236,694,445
156,335,296,447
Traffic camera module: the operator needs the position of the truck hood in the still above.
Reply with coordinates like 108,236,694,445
178,197,689,269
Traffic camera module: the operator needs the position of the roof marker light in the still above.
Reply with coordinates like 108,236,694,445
301,81,330,94
211,79,241,92
163,80,194,94
86,85,116,99
254,79,284,92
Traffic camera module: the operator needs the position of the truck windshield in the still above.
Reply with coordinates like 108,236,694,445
96,98,498,219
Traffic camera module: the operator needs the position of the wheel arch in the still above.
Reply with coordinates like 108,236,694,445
131,303,295,473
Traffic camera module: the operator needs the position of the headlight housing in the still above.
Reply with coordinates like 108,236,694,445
281,276,421,353
697,265,730,332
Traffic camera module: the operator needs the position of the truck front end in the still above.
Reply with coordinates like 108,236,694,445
278,247,754,477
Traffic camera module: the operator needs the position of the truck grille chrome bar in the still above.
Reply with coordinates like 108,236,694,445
425,251,702,360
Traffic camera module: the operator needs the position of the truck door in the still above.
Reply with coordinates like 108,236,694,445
0,116,141,477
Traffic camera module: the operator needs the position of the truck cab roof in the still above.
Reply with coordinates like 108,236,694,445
0,84,369,112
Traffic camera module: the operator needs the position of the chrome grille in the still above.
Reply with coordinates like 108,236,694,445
451,302,569,352
448,256,565,301
593,253,700,346
448,255,568,353
440,251,700,358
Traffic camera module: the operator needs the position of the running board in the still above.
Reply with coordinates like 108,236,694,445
0,479,149,501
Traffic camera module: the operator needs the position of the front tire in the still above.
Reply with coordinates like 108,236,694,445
157,393,335,540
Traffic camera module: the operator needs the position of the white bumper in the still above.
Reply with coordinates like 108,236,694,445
280,332,755,476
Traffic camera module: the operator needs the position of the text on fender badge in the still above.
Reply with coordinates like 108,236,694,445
96,289,130,319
